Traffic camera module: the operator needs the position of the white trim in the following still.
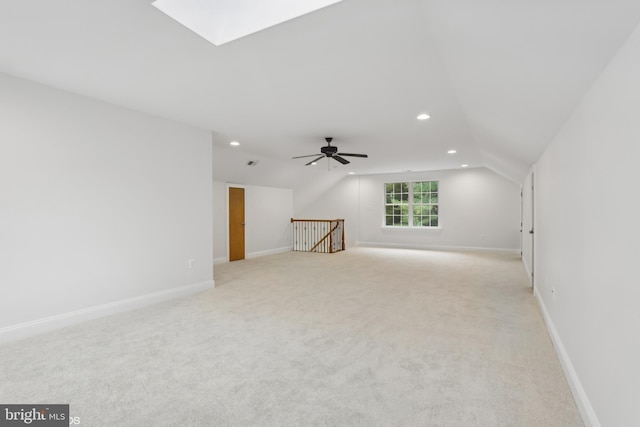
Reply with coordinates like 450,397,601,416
0,280,215,344
522,258,533,285
535,291,600,427
356,241,519,255
520,182,523,262
213,256,228,264
246,246,292,259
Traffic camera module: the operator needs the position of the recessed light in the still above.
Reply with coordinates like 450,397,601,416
348,172,355,175
417,113,430,120
229,141,240,146
461,164,469,168
448,150,457,154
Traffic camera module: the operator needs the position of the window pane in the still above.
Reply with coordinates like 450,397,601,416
384,181,438,228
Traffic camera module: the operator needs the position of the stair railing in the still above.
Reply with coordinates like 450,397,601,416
291,218,345,253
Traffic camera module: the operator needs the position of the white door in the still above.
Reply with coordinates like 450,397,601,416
522,169,535,289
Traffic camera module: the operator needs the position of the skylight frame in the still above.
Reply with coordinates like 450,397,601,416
152,0,344,46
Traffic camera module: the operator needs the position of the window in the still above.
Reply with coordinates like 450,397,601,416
384,181,439,227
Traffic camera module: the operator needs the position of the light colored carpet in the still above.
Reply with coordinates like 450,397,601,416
0,248,582,426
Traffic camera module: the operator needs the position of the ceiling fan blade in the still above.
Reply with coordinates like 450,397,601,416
293,153,322,159
337,152,368,158
332,155,350,165
305,155,325,166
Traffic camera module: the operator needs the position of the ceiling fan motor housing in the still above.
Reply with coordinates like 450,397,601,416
321,145,338,156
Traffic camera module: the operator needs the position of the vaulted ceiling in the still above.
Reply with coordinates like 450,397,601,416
2,0,639,189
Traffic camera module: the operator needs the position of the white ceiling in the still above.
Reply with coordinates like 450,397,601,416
2,0,639,188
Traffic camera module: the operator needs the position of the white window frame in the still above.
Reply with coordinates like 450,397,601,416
383,181,439,228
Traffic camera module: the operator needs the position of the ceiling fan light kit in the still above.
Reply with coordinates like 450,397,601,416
293,137,368,166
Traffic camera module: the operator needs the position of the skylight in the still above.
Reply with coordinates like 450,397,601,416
152,0,343,46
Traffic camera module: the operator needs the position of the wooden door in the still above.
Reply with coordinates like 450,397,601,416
229,187,245,261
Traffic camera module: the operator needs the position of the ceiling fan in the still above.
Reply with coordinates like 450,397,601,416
293,137,368,166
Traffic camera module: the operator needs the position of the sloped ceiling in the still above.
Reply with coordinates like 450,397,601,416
2,0,639,188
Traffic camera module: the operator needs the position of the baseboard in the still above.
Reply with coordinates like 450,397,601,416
213,257,228,265
0,280,215,344
246,246,292,259
355,241,520,255
535,291,600,427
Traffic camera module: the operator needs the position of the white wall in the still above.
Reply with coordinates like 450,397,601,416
245,185,293,257
295,176,361,246
0,74,213,338
213,182,292,262
212,181,228,262
534,22,640,427
298,167,521,252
